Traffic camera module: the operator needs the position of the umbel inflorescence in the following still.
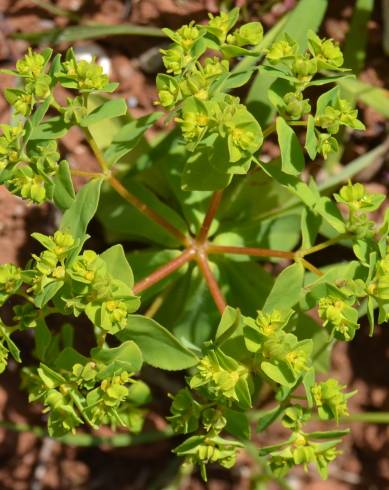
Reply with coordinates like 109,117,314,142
0,8,388,484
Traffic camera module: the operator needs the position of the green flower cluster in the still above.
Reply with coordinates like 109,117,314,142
189,348,250,406
264,396,352,479
174,434,242,481
0,126,62,203
0,320,21,374
0,47,120,205
4,48,52,117
318,294,359,341
23,356,149,437
312,379,354,422
245,309,312,386
265,31,364,160
156,9,263,184
334,181,385,237
25,231,139,334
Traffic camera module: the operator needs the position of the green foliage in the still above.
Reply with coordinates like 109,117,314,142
0,6,387,487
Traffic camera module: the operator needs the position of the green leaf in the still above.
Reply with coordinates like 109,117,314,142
104,112,162,166
342,0,374,74
261,361,294,386
61,178,103,239
117,315,198,370
29,116,70,140
182,140,233,191
100,244,135,289
224,408,251,440
305,115,318,160
276,117,305,176
80,98,128,127
256,405,284,433
24,97,51,143
55,347,89,370
12,23,165,45
91,340,143,377
52,160,75,211
34,281,64,308
263,262,304,313
34,319,52,361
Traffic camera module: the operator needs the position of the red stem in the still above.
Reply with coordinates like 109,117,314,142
196,252,227,314
133,249,195,294
207,244,295,260
109,176,189,246
197,191,223,243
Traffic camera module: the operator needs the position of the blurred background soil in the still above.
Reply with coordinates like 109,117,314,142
0,1,388,489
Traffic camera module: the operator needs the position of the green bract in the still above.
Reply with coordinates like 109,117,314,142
0,6,385,486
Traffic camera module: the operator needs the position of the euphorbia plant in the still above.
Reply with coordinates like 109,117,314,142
0,8,388,484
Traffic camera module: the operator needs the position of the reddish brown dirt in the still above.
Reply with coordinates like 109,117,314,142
0,1,388,489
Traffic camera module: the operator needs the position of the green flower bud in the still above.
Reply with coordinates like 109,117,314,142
292,55,317,82
269,454,293,478
31,140,60,175
0,340,9,374
312,379,352,422
283,91,311,120
63,96,88,124
9,169,47,204
339,181,365,203
282,405,310,430
293,444,316,468
317,133,338,159
61,59,109,92
227,22,263,46
69,250,99,284
308,32,344,70
176,111,209,141
202,408,227,434
168,388,201,433
13,92,35,116
175,22,201,50
161,46,192,75
0,124,24,171
16,48,45,78
53,230,75,256
285,348,309,375
101,298,129,332
208,11,233,43
202,57,229,78
318,295,359,341
256,310,287,336
267,38,298,62
156,74,180,108
0,264,22,305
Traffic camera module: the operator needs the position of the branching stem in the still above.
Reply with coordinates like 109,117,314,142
133,249,195,294
300,234,350,257
300,258,324,276
207,244,295,260
197,191,223,243
109,176,190,246
196,252,226,314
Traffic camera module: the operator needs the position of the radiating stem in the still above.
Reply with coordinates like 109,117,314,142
207,244,295,260
301,258,323,276
197,191,223,243
83,127,109,172
109,176,190,246
133,249,195,294
70,169,103,178
300,234,350,257
196,252,226,314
